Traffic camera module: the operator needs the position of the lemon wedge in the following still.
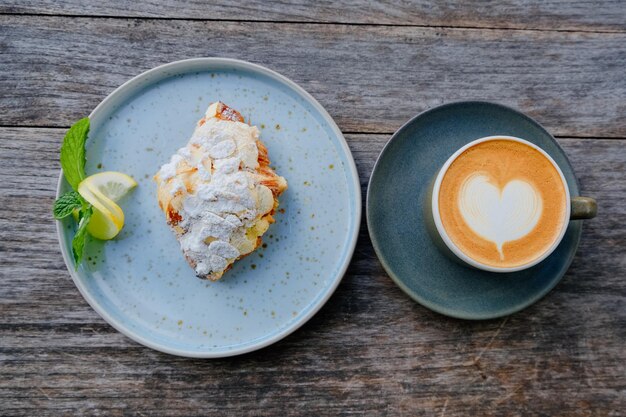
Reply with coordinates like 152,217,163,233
77,171,137,240
81,171,137,202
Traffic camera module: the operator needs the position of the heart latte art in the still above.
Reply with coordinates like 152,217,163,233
438,139,567,268
458,174,542,260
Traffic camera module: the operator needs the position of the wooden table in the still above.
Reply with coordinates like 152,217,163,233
1,1,625,415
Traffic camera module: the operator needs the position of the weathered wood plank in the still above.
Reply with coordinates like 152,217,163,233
1,0,625,32
1,127,624,416
1,16,625,137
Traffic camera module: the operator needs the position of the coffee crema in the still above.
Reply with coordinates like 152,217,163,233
438,139,567,268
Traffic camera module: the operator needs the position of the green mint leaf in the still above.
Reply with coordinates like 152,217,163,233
53,191,84,219
60,117,90,190
72,205,93,267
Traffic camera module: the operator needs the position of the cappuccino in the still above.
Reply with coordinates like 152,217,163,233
438,139,567,268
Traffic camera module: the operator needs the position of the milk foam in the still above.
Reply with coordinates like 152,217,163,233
458,173,542,259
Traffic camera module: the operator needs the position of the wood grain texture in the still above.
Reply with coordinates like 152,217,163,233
1,127,624,416
1,15,626,137
1,0,625,32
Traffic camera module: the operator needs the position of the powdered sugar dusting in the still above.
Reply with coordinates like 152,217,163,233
155,109,279,279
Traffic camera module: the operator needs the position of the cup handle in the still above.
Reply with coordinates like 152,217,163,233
571,197,597,220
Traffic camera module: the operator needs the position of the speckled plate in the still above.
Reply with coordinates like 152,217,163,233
56,58,361,357
367,101,582,320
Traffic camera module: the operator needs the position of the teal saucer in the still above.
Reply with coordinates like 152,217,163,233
366,101,582,320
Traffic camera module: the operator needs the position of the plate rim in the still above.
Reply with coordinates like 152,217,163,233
55,57,361,357
366,100,581,320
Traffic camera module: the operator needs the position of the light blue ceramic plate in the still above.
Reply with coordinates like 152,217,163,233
56,58,361,357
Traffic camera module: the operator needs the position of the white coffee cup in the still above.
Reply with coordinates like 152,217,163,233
424,135,597,273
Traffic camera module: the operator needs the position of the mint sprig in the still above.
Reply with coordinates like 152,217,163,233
53,191,84,219
72,206,93,266
60,117,89,190
55,117,93,266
